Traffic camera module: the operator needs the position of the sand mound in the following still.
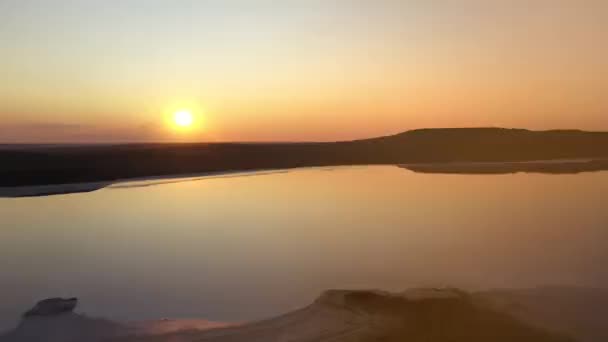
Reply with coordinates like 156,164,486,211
1,289,583,342
116,289,572,342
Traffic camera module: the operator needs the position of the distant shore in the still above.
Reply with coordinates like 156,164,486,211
3,128,608,189
0,169,286,198
2,159,608,198
399,158,608,175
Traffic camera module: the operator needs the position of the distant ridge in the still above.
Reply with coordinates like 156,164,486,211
2,127,608,187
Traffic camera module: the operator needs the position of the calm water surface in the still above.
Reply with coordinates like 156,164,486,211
1,166,608,329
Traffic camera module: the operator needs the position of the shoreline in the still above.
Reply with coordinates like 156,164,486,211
0,169,284,198
4,128,608,188
2,159,608,198
399,158,608,175
0,166,355,198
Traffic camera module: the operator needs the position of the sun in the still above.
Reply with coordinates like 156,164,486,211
173,110,194,127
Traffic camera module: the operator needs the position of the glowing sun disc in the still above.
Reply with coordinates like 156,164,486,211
173,110,194,127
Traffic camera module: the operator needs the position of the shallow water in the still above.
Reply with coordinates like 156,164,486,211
1,166,608,330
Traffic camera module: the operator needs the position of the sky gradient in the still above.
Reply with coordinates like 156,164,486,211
1,1,607,142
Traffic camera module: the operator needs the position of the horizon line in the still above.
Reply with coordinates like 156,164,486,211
0,127,602,146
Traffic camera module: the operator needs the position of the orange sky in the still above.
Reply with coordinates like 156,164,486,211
1,1,607,143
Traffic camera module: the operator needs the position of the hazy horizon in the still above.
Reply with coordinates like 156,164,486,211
1,126,608,146
2,1,607,143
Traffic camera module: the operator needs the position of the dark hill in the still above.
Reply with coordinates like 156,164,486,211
2,128,608,187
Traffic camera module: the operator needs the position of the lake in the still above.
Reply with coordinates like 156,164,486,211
1,165,608,330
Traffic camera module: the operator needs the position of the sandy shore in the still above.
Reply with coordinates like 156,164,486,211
0,169,288,198
3,159,608,198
